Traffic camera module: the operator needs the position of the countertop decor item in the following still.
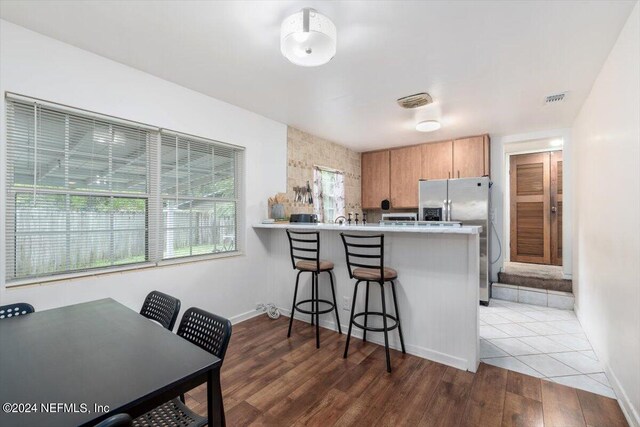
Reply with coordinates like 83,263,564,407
281,8,337,67
268,193,287,219
271,203,285,220
306,180,313,204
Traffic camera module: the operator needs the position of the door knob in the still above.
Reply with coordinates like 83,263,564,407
551,206,557,213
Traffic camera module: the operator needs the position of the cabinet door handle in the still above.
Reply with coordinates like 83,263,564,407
448,171,451,179
457,170,460,178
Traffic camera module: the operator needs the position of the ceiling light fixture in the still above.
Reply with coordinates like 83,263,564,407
281,8,337,67
550,138,563,147
416,120,441,132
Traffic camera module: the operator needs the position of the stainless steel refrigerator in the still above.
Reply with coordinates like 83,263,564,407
419,177,491,304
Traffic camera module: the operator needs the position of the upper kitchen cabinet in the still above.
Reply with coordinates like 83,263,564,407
452,135,490,178
421,140,453,180
362,134,490,210
361,150,390,209
390,145,422,208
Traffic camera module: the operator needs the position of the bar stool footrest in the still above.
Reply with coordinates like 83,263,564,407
294,298,336,315
352,312,399,332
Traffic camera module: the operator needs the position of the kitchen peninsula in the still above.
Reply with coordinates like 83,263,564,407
254,222,481,372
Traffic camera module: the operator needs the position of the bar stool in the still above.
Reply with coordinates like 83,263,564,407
340,233,406,372
286,230,342,348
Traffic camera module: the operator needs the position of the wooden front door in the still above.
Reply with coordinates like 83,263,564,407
510,151,563,265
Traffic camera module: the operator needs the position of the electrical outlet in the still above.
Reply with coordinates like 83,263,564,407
490,208,496,223
342,296,350,311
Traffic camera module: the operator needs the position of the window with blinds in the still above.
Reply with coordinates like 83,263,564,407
160,132,241,259
5,95,244,283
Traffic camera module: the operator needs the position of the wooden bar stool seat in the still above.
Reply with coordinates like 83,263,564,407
286,230,342,349
296,260,335,272
352,267,398,281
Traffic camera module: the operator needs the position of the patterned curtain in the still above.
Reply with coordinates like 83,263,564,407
313,167,324,222
313,167,345,223
334,171,346,220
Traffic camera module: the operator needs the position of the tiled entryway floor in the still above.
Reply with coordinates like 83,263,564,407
480,299,616,398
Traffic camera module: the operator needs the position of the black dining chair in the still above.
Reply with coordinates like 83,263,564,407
132,308,232,427
139,291,181,331
94,413,132,427
0,303,34,320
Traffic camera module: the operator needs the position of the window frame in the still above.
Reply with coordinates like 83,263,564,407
4,93,245,288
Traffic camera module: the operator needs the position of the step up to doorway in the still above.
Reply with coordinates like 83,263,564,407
491,283,574,309
497,271,573,293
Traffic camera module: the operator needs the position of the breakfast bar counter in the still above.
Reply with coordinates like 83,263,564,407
253,222,481,234
254,222,481,372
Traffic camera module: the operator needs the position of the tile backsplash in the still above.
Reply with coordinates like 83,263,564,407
280,127,362,221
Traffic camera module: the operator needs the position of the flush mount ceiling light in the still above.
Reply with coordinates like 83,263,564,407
416,120,441,132
280,8,337,67
550,138,563,146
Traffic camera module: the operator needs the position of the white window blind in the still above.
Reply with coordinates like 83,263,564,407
5,95,244,284
160,131,242,259
5,98,154,281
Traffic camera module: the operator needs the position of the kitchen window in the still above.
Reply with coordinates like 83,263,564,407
4,94,244,284
313,166,345,223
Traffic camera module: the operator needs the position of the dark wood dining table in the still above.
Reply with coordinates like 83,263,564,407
0,298,223,427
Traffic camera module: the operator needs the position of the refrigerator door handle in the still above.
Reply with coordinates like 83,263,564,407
447,200,452,221
442,200,448,221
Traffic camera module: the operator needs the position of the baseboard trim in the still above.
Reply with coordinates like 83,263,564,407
575,306,640,427
229,308,264,325
280,307,470,372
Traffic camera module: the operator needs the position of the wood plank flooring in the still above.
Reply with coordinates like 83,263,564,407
184,315,628,426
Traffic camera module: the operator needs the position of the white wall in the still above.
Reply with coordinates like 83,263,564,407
0,20,288,322
571,3,640,425
489,128,573,281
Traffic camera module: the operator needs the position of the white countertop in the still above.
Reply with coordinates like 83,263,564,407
253,222,482,234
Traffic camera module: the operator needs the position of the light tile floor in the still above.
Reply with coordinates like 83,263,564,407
480,299,616,398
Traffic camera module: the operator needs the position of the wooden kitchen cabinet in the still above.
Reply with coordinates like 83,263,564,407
452,135,489,178
421,140,453,180
390,145,422,208
361,150,390,209
362,134,490,210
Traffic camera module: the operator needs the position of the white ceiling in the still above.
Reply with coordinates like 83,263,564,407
0,1,636,151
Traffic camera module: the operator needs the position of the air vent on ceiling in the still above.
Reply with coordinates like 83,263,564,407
397,92,433,109
544,92,567,104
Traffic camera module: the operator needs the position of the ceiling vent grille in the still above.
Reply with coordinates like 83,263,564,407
397,92,433,109
544,92,567,104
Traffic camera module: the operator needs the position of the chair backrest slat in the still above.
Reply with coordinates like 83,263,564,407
140,291,181,331
286,229,321,271
0,302,34,320
177,308,232,363
345,252,380,259
289,247,317,253
340,233,385,280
